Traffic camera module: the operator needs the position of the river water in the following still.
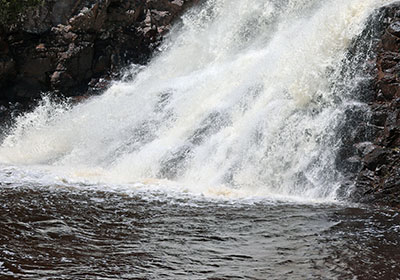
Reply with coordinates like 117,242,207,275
0,178,400,279
1,0,400,278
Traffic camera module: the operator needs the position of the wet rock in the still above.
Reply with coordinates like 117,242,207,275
50,71,75,89
87,77,111,95
381,31,400,52
369,106,388,127
355,142,379,157
383,109,400,146
388,21,400,37
363,147,388,171
379,82,399,100
93,55,110,74
351,3,400,208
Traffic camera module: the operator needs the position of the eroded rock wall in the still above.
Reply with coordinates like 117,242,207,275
0,0,199,103
351,3,400,208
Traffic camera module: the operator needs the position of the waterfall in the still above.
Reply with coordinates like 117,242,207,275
0,0,393,200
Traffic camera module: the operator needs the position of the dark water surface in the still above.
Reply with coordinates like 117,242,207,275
0,184,399,280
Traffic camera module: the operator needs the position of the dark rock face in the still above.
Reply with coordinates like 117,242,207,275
350,2,400,208
0,0,199,103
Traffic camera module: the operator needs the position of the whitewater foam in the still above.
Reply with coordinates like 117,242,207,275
0,0,394,200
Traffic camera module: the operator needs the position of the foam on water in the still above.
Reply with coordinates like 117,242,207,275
0,0,394,201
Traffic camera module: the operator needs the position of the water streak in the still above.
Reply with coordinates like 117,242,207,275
0,0,393,200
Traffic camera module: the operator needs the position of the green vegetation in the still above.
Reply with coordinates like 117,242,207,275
0,0,43,24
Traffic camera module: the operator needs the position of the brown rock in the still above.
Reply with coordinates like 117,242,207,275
20,57,52,83
382,31,400,52
69,1,110,32
352,3,400,208
93,55,110,74
363,147,388,171
51,71,75,88
0,0,198,99
378,82,400,100
388,21,400,37
383,109,400,146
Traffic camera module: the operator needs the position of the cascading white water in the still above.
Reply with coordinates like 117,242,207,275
0,0,393,200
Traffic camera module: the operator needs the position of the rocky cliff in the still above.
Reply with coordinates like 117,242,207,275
350,3,400,208
0,0,199,105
